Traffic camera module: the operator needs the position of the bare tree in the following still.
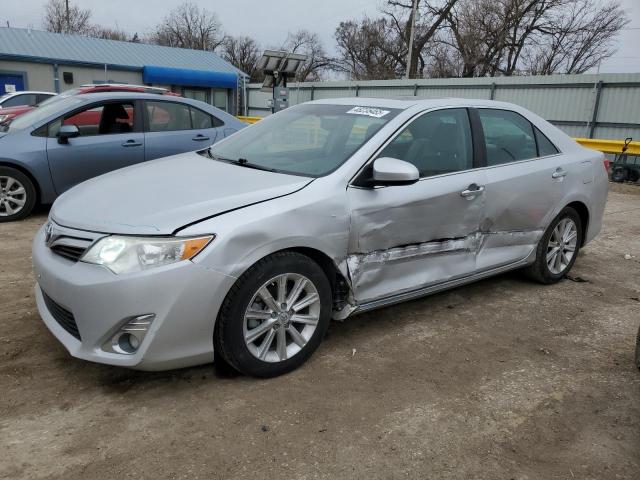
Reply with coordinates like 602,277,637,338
334,17,405,80
384,0,459,78
43,0,91,34
89,26,130,41
281,30,331,82
438,0,627,77
149,2,225,51
222,36,263,81
523,0,628,74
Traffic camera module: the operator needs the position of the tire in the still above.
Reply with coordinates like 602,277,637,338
214,251,332,378
611,168,626,183
525,207,583,284
0,166,37,222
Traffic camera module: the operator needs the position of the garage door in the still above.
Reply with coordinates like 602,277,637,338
0,74,25,95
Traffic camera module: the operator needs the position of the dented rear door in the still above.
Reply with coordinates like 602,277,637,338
475,108,563,271
346,107,487,303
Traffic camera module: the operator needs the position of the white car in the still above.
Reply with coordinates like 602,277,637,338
33,97,609,377
0,90,55,109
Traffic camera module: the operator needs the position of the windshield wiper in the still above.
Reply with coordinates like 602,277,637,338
205,148,277,172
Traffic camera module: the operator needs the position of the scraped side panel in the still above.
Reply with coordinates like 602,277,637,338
346,170,488,303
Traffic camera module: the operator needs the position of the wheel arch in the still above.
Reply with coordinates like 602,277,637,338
270,247,351,311
0,160,42,205
565,200,589,247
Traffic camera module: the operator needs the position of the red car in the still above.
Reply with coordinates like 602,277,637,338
0,84,179,126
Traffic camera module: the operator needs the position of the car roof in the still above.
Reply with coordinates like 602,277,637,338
72,92,198,102
2,91,55,96
308,96,522,111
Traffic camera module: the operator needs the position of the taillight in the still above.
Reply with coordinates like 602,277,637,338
603,158,610,171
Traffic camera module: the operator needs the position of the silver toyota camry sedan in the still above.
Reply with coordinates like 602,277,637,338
32,98,609,377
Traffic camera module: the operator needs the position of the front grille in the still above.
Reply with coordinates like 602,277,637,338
45,222,103,263
50,244,86,262
42,291,81,340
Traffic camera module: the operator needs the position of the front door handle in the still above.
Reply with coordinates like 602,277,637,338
460,184,485,198
122,140,142,147
192,134,210,142
552,168,568,179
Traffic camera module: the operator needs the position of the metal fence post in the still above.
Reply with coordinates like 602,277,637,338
489,82,496,100
413,83,418,96
310,85,315,101
589,80,604,139
355,84,359,97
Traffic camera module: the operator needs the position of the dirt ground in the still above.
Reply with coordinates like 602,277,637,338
1,185,639,480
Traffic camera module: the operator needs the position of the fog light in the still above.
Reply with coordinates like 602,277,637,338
114,332,139,354
103,314,155,355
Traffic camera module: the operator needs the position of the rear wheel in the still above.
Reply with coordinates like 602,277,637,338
525,207,582,284
0,166,36,222
214,251,332,377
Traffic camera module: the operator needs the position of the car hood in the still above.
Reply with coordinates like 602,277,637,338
51,151,313,235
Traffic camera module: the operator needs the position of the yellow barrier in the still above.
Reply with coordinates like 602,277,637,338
574,138,640,155
236,115,262,124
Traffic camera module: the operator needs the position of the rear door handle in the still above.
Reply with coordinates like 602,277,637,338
552,168,568,179
192,134,210,142
122,140,142,147
460,184,485,198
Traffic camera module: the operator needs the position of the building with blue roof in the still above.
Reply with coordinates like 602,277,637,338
0,27,247,113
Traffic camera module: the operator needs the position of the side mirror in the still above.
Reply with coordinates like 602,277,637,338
57,124,80,144
369,157,420,187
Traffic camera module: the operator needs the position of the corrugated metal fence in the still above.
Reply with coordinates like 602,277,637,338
246,73,640,141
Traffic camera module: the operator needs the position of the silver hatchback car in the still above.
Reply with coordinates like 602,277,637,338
32,98,608,377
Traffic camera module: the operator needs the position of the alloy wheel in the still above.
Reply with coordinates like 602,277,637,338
546,217,578,275
243,273,321,363
0,176,27,217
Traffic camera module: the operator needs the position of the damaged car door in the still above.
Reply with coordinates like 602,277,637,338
347,108,487,303
475,108,563,270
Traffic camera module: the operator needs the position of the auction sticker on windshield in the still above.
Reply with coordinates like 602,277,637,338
346,106,391,118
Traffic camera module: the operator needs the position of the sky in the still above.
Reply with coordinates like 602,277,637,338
1,0,639,74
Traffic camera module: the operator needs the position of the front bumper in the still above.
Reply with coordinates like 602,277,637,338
32,224,237,371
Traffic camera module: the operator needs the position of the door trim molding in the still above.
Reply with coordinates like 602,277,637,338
352,252,535,315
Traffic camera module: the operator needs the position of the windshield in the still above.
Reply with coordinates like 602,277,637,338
208,104,401,177
7,96,85,132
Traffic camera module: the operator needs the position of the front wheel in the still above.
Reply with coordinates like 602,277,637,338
214,251,332,377
0,167,36,222
525,207,582,284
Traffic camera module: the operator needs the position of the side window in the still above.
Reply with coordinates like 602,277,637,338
190,107,214,129
49,102,135,137
3,94,37,108
534,127,559,156
479,109,537,165
378,108,473,177
146,101,192,132
37,94,54,104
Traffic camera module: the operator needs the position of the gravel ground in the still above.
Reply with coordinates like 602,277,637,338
1,185,639,480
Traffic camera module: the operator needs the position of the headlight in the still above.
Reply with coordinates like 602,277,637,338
81,235,213,274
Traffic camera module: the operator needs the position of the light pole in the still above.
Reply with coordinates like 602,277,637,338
405,0,419,79
65,0,70,33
